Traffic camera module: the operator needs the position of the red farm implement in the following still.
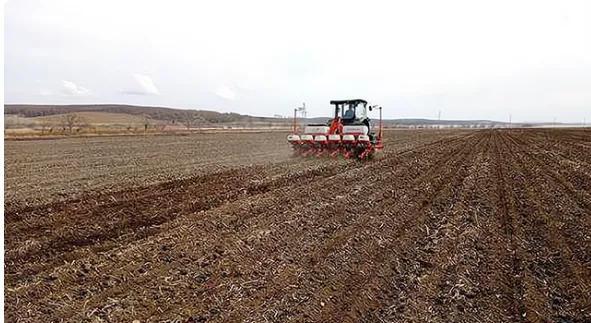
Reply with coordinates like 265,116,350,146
288,99,383,160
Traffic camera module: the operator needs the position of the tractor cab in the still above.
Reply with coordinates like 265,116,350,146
330,99,371,129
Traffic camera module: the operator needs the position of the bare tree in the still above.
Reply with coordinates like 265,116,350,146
143,115,152,133
39,119,51,135
4,115,21,129
61,113,84,134
182,111,201,130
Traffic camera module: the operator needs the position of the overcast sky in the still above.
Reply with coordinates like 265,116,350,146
5,0,591,122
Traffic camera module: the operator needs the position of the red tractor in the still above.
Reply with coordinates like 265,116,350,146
288,99,383,160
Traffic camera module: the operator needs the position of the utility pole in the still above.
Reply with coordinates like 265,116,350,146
293,102,306,133
293,108,297,133
301,103,306,119
509,114,512,128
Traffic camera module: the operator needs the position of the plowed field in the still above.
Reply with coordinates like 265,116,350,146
4,129,591,322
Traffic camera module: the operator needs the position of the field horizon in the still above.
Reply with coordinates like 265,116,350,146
5,104,586,140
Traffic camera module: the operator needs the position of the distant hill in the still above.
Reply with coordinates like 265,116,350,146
6,104,552,129
302,117,510,127
4,104,273,125
384,118,509,127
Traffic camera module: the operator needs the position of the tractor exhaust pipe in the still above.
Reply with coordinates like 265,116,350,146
379,105,383,141
293,107,298,133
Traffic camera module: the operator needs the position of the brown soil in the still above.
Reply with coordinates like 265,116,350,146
4,129,590,322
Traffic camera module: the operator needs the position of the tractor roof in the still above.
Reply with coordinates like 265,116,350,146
330,99,368,105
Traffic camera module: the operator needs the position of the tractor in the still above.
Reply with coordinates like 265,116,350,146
287,99,383,159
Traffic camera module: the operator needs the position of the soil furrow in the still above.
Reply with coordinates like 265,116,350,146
497,130,590,321
5,129,591,323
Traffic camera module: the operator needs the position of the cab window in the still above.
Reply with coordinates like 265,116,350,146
343,103,356,119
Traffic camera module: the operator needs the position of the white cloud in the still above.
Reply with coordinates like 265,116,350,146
214,85,236,101
132,74,160,95
62,80,90,96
